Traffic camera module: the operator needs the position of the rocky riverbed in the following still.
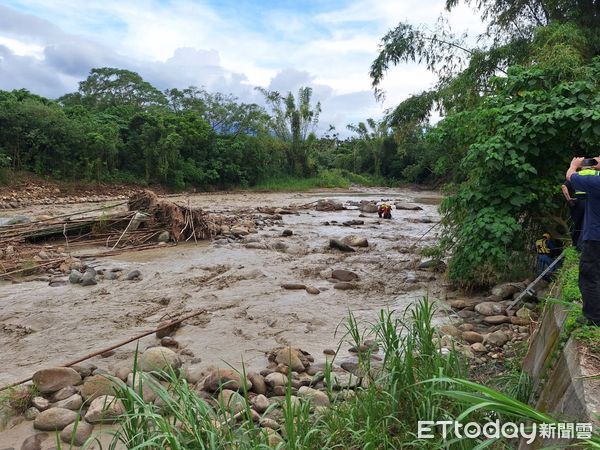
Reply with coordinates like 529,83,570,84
0,187,541,448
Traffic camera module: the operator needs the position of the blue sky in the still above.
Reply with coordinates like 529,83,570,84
0,0,485,133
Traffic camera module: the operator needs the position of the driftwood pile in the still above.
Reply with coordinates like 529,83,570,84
0,190,216,278
128,190,213,242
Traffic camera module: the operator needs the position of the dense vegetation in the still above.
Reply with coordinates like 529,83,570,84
0,70,403,190
371,0,600,287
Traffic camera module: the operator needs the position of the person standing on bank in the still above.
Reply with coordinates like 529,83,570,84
562,158,600,249
566,156,600,326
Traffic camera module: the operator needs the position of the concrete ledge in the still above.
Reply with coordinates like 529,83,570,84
519,302,600,449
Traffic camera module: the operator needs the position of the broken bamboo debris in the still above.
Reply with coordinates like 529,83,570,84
0,189,221,277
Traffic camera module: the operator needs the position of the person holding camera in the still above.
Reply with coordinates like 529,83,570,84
566,156,600,326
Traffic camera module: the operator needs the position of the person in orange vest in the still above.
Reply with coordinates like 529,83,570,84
377,202,392,219
535,232,559,280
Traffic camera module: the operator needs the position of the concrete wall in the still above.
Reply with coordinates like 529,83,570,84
519,303,600,449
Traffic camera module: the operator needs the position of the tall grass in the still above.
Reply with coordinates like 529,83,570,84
315,299,476,449
431,377,600,449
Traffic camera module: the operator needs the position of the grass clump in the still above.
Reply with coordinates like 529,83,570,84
573,324,600,353
0,385,36,416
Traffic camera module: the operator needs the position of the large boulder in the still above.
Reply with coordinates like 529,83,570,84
202,368,251,392
140,346,181,373
359,203,378,213
471,343,486,353
53,394,83,411
69,270,83,284
184,366,205,384
449,298,483,310
231,226,249,236
516,307,533,319
315,200,344,211
218,389,246,413
251,394,270,413
265,372,288,388
281,283,306,290
298,386,330,407
474,302,505,316
33,407,78,431
32,368,82,394
275,348,305,372
333,282,356,290
486,331,509,347
491,282,524,300
324,371,360,389
32,396,50,411
394,202,422,211
329,239,355,253
269,347,311,373
511,316,530,326
462,331,484,344
126,372,159,403
60,420,94,446
248,372,267,395
331,269,359,282
80,269,97,286
439,325,461,339
342,236,369,248
50,386,79,402
80,375,119,401
483,315,511,325
84,395,125,424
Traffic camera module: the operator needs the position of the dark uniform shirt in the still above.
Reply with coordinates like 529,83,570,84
571,172,600,241
564,179,575,197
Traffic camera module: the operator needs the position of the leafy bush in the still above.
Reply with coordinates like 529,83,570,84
441,58,600,287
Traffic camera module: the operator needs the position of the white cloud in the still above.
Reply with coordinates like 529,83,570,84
0,36,44,58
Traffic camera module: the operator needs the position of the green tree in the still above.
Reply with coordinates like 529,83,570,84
257,86,321,175
441,58,600,287
370,1,599,114
347,119,389,177
166,87,268,138
60,68,167,112
370,0,600,287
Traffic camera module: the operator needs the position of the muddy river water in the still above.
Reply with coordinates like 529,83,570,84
0,187,448,445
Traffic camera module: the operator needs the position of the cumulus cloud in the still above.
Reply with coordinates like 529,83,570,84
0,4,65,43
0,45,76,97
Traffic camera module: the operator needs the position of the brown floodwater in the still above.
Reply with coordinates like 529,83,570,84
0,187,447,448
